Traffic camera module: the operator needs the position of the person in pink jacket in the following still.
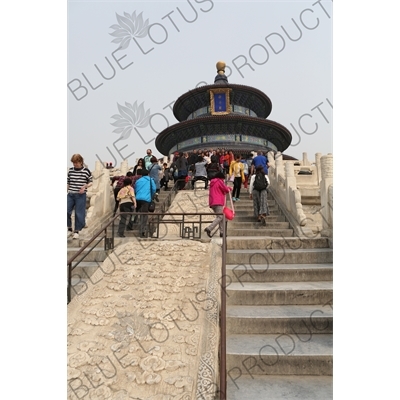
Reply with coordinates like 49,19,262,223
204,172,232,238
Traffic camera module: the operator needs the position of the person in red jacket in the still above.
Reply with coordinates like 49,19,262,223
204,172,232,238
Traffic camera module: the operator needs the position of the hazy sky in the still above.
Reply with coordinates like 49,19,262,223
67,0,333,169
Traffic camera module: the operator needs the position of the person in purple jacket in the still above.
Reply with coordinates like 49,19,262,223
204,172,232,238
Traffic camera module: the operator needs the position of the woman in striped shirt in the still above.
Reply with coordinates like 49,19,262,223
67,154,92,239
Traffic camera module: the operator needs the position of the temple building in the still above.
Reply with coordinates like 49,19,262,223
155,61,295,159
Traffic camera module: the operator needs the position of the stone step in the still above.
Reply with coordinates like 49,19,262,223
233,200,276,208
230,215,286,223
231,199,275,204
227,305,333,334
67,247,109,263
227,228,294,237
228,219,288,227
226,263,333,283
226,374,333,399
226,281,333,305
228,195,273,200
226,248,333,264
233,209,282,217
226,333,333,375
70,261,100,279
226,237,330,250
226,192,274,199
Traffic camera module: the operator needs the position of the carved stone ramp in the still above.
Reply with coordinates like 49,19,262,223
68,239,222,400
68,189,225,400
225,192,333,399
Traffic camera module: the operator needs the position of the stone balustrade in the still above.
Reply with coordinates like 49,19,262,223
268,151,333,241
82,161,115,238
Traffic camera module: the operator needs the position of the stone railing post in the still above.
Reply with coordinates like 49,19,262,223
120,160,129,176
315,153,322,184
100,168,112,214
320,154,333,234
275,152,283,181
285,161,306,226
267,151,275,167
285,161,296,210
302,152,310,166
90,161,103,192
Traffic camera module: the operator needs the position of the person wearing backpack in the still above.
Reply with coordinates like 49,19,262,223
249,165,270,224
206,155,221,180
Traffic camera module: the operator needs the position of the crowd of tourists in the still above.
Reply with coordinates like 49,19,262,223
67,148,271,239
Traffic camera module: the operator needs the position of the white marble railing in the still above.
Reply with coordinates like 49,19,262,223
268,151,333,240
82,161,114,238
72,160,128,239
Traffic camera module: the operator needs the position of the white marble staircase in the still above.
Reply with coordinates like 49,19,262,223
224,192,333,399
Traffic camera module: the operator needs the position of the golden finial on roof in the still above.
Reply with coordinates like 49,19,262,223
216,61,226,75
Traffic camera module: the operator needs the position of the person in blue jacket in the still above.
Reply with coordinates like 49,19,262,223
134,168,156,237
250,150,269,175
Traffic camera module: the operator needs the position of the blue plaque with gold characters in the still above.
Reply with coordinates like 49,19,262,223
209,88,232,115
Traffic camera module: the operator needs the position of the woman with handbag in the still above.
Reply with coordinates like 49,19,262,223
134,169,156,237
204,172,232,238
